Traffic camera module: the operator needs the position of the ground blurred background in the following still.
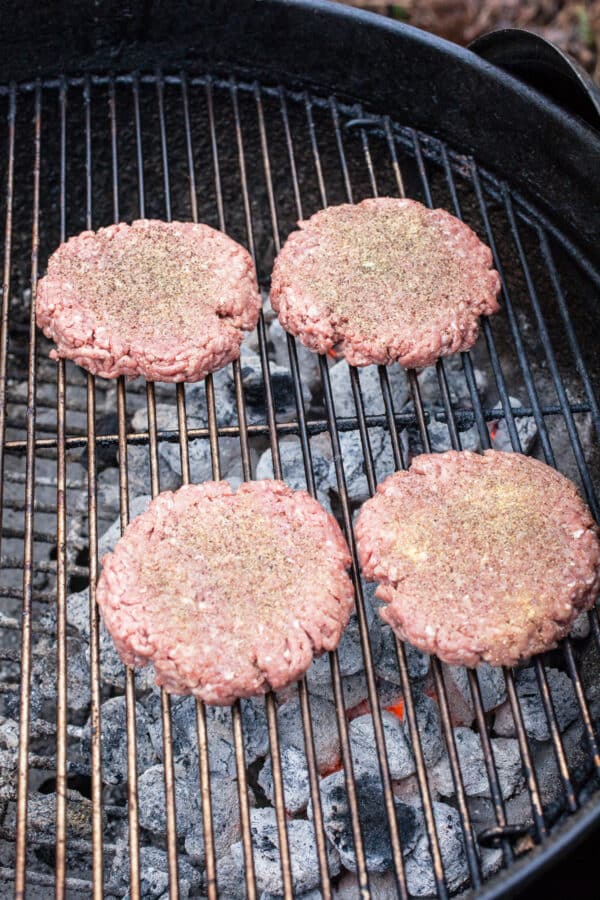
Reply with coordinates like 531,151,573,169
336,1,600,81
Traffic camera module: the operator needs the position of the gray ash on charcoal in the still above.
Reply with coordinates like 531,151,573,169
328,360,410,420
430,727,523,800
237,350,311,423
258,744,311,814
314,770,420,874
404,801,469,896
144,689,268,773
375,625,431,686
136,762,242,862
184,769,244,868
331,428,397,504
422,414,481,453
0,634,91,724
276,693,341,774
138,764,200,837
402,691,445,768
349,711,415,781
121,443,181,498
494,667,578,742
98,496,152,559
417,356,488,408
110,843,201,900
307,585,382,685
308,669,370,713
221,808,341,898
78,697,157,786
442,663,506,727
4,790,95,844
57,587,153,692
269,316,322,396
209,697,270,767
406,357,488,455
489,395,538,454
256,439,332,512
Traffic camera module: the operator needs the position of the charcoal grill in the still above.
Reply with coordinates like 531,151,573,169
1,1,600,897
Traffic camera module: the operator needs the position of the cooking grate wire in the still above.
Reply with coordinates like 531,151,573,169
14,81,41,899
178,70,219,900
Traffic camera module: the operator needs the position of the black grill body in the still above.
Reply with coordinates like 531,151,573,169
1,2,599,899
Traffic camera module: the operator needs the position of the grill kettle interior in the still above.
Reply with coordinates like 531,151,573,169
3,0,600,269
1,1,600,898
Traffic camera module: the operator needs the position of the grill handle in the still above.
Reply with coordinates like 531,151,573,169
469,28,600,132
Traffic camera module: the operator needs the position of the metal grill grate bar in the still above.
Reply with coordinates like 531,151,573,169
297,93,374,897
6,402,588,454
0,85,16,558
14,82,42,898
179,69,219,900
276,86,343,900
310,95,396,895
83,75,107,898
204,76,258,900
230,80,295,898
362,110,495,894
54,78,68,897
109,72,142,899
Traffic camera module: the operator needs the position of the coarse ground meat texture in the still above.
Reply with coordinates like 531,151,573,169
36,219,261,381
96,480,354,704
355,450,600,667
270,198,501,368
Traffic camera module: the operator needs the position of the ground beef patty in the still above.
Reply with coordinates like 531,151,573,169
270,198,501,368
355,450,600,667
36,219,261,381
96,480,354,704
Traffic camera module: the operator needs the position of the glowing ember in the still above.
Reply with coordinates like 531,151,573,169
386,699,405,720
488,421,499,441
346,699,371,720
320,758,343,778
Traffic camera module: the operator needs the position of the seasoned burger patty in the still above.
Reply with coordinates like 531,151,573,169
36,219,261,381
96,480,354,704
270,198,501,368
355,451,600,667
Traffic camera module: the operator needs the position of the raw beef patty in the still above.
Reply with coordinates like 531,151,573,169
355,450,600,667
96,480,354,704
270,198,501,368
36,219,261,381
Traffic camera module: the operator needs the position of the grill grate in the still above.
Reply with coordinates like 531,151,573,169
0,70,599,899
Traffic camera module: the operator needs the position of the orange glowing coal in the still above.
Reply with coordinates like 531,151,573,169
489,421,499,441
424,685,438,703
320,758,343,778
386,699,404,720
346,699,371,721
